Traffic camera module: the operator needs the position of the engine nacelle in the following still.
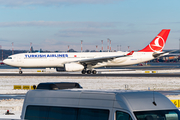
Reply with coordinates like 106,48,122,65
56,67,65,72
64,63,84,72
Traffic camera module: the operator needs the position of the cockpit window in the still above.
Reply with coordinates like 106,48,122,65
7,57,12,59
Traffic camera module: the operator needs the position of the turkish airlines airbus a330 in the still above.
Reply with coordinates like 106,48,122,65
3,29,170,74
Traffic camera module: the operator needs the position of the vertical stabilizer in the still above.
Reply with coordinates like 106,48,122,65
138,29,170,52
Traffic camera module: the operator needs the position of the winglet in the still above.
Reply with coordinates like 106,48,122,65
138,29,170,52
127,51,134,55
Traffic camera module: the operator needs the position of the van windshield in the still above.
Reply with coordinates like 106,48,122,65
134,109,180,120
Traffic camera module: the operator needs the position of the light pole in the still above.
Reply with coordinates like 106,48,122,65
0,45,2,61
107,38,109,52
30,42,32,53
179,39,180,54
109,40,111,52
12,42,14,55
81,40,83,52
101,40,103,52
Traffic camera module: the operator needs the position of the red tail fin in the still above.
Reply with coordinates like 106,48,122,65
138,29,170,52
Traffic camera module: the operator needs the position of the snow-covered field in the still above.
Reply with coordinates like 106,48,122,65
0,76,180,119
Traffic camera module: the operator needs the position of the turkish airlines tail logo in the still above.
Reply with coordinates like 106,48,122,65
153,37,162,47
138,29,170,52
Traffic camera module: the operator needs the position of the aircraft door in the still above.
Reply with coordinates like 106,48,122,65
17,56,22,62
17,56,24,65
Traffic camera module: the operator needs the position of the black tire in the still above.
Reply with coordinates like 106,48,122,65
92,70,97,74
19,71,23,74
87,70,91,74
81,70,86,74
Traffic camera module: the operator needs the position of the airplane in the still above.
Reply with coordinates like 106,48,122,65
3,29,170,74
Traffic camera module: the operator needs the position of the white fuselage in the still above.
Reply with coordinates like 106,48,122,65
3,51,154,68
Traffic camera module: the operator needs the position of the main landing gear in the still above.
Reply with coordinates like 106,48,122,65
81,69,97,74
19,67,23,74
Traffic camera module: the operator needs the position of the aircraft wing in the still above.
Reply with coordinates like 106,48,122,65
76,51,134,66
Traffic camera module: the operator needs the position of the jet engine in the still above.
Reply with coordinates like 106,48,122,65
56,63,84,72
56,67,66,72
65,63,84,72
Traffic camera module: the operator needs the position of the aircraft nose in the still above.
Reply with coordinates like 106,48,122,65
3,59,8,65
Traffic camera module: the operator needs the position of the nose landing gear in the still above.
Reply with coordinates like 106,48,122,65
19,67,23,74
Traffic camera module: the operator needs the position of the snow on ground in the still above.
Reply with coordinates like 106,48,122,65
0,76,180,119
0,99,23,119
0,76,180,94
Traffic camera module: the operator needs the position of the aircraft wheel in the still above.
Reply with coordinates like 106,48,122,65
19,71,23,74
92,70,97,74
87,70,91,74
81,70,86,74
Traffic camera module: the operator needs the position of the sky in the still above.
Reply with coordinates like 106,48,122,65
0,0,179,51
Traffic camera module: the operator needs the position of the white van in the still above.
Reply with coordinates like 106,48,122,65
21,82,180,120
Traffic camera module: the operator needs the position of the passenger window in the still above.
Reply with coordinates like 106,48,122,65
49,107,77,120
116,111,133,120
78,108,109,120
25,105,109,120
25,106,49,120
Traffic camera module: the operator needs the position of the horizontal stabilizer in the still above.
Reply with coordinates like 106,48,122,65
152,50,177,58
